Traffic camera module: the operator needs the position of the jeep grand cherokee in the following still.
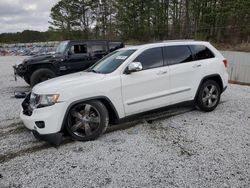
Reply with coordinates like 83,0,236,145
20,41,228,145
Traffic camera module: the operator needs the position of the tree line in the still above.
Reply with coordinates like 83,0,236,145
49,0,250,43
1,0,250,44
0,30,62,44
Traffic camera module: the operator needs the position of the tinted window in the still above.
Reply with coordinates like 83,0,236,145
164,45,193,65
70,44,87,54
91,42,107,53
190,45,214,60
134,47,163,70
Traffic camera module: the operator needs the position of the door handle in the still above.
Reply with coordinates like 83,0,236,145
192,64,201,68
157,70,168,75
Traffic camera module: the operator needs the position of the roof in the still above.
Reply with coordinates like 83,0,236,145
120,40,210,51
65,39,123,43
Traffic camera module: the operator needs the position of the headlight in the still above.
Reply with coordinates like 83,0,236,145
18,61,27,70
30,93,60,109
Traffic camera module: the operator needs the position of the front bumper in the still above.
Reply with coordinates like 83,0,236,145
32,130,63,146
13,64,27,79
20,95,67,145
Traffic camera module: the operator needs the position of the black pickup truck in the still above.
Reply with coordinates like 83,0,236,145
13,40,124,86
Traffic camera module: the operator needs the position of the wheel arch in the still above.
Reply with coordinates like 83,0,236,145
28,63,58,78
60,96,120,131
195,74,224,100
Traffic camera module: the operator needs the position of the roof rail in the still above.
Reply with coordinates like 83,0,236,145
161,39,195,42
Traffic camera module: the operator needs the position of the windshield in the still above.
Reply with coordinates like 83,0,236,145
56,41,69,54
88,49,136,74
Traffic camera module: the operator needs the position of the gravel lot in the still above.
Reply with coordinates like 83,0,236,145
0,56,250,188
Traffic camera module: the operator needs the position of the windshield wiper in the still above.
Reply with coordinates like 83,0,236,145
92,70,102,74
86,69,101,74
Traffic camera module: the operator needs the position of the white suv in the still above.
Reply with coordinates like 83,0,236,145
20,41,228,145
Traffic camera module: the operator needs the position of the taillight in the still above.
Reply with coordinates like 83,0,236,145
223,59,228,68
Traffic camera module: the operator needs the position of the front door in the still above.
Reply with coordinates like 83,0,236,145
60,43,92,74
121,47,171,116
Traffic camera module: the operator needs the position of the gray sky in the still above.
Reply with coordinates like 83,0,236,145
0,0,59,34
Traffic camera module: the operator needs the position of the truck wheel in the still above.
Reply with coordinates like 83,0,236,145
30,68,56,87
196,80,221,112
23,76,30,85
66,100,109,141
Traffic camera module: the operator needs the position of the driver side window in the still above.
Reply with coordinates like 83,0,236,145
70,44,88,54
134,47,164,70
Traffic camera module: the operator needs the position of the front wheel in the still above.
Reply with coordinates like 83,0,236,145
30,68,56,87
66,100,109,141
196,80,221,112
23,76,30,85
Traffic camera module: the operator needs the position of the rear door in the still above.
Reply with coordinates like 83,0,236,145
189,44,216,78
164,45,202,103
121,47,171,116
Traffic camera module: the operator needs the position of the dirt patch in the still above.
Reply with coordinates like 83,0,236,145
0,139,73,164
0,123,25,137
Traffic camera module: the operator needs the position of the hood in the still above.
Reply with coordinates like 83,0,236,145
24,53,63,64
32,71,106,94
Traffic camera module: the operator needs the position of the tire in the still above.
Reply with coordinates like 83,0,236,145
30,68,56,87
66,100,109,141
23,76,30,85
195,80,221,112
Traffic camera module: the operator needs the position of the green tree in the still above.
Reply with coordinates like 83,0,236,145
49,0,80,38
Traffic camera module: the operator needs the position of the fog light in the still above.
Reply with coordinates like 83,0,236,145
35,121,45,128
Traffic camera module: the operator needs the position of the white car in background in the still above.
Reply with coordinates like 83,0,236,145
20,41,228,145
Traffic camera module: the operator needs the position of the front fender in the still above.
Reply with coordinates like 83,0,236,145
60,96,120,131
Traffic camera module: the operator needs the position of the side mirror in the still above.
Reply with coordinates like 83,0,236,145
66,50,72,56
127,62,143,73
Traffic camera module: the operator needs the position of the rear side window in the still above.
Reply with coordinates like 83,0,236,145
164,45,193,65
91,42,107,53
190,45,214,60
134,47,164,70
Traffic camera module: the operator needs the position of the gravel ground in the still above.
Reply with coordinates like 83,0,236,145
0,56,250,188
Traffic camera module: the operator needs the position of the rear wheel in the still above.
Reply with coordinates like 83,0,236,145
196,80,221,112
30,68,56,87
66,100,109,141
